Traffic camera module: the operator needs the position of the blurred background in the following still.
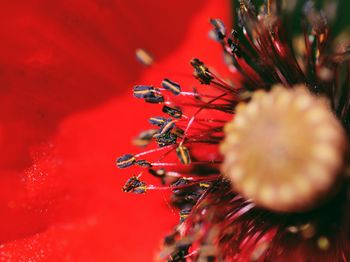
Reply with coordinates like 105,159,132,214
0,0,231,261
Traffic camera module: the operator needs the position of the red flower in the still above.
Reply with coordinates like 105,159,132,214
0,0,231,261
118,1,350,261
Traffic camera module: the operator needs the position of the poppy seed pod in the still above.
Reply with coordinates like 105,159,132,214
221,85,347,212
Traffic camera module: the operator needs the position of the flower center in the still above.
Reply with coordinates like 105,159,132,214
221,84,347,212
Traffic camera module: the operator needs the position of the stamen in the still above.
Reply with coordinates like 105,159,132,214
116,154,136,168
135,48,154,66
190,58,214,85
133,85,165,103
156,133,178,147
133,85,156,98
149,116,167,126
150,161,219,167
162,105,183,118
162,78,182,96
135,159,152,168
123,176,147,194
132,129,158,147
134,144,176,158
155,118,176,137
144,93,164,104
176,145,191,165
210,18,226,41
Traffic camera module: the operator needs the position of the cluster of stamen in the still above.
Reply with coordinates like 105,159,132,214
117,57,239,199
117,0,350,260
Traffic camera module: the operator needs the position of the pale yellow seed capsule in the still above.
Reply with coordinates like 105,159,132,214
245,102,259,118
235,103,247,113
233,115,247,129
221,85,347,212
243,177,258,197
294,94,312,111
315,125,339,141
230,166,244,182
275,89,292,109
278,185,295,204
305,163,330,188
259,185,275,206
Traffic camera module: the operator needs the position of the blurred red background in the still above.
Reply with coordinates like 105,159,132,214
0,0,230,261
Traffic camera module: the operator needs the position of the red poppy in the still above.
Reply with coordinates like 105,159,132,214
0,0,231,261
116,1,350,261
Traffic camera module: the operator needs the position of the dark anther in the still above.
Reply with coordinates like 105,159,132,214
176,145,191,165
122,176,147,194
156,133,177,147
162,105,182,118
162,78,181,96
156,119,176,137
133,85,155,98
135,160,152,168
149,116,167,126
132,129,158,147
179,208,192,222
116,154,136,168
144,93,164,104
210,18,226,40
190,58,214,85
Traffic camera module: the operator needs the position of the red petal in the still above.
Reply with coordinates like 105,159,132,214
0,0,231,260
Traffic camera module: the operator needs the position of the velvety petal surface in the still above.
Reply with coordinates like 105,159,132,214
0,0,230,261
